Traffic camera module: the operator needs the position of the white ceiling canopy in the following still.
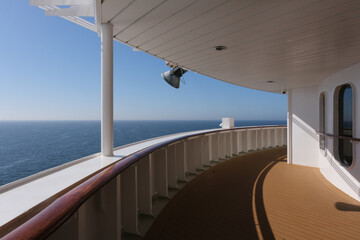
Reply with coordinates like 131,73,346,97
32,0,360,93
30,0,96,31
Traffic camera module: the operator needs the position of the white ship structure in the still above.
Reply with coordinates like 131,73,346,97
1,1,360,239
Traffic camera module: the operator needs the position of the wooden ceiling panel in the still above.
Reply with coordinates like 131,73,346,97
137,0,257,52
187,18,360,73
115,0,195,43
161,0,352,63
127,0,228,47
101,0,134,23
110,0,165,36
104,0,360,93
149,0,293,56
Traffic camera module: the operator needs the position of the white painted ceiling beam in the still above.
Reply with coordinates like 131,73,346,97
45,5,94,17
93,0,101,32
30,0,92,6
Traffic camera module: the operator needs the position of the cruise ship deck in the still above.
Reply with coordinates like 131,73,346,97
2,1,360,239
145,147,360,240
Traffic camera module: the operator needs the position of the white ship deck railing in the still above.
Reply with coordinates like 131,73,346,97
0,125,286,240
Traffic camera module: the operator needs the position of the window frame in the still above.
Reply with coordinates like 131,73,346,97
334,83,355,167
319,92,326,150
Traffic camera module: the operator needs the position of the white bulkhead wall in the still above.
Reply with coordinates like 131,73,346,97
318,63,360,201
289,63,360,201
288,86,320,168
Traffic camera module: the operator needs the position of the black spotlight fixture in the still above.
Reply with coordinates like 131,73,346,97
161,67,187,89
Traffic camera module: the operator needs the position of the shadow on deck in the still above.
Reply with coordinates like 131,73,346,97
144,147,360,240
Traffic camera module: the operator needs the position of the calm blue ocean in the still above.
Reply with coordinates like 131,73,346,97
0,120,285,186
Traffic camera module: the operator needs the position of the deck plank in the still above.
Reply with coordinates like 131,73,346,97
144,147,360,240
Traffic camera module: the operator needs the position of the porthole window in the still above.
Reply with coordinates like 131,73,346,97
338,84,353,166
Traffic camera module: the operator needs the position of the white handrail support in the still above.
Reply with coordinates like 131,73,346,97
101,23,114,157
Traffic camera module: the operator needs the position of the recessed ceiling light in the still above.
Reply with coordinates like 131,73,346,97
213,45,227,51
266,80,275,83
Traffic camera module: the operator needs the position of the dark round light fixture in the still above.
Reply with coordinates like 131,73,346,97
266,80,275,83
213,45,227,51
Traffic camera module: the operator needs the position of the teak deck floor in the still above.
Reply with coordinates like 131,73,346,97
144,147,360,240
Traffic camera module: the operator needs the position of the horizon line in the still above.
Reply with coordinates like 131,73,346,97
0,119,287,121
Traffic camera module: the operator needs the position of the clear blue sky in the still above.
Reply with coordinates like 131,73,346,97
0,1,287,121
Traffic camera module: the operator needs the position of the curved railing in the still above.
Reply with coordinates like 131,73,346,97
1,126,286,240
317,131,360,142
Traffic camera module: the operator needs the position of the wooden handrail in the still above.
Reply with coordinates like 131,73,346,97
317,132,360,142
1,125,285,240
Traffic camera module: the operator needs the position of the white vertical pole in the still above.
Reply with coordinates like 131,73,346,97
101,23,114,157
287,89,293,164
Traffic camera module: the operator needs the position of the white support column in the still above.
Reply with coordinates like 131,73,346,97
101,23,114,157
287,89,293,164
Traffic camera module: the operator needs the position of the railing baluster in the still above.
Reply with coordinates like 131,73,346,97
152,149,168,198
48,213,78,240
210,133,219,162
283,128,287,146
275,127,281,147
269,129,276,147
116,175,122,239
193,138,200,169
219,133,226,159
121,166,140,236
232,131,238,155
254,129,258,150
247,129,256,151
99,177,121,240
262,128,268,149
238,130,246,153
167,144,178,188
186,139,196,173
202,135,210,166
77,177,120,240
138,156,152,216
279,128,283,146
246,129,251,152
194,137,204,170
225,133,231,158
175,141,186,181
77,190,99,240
272,128,276,147
256,129,262,150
